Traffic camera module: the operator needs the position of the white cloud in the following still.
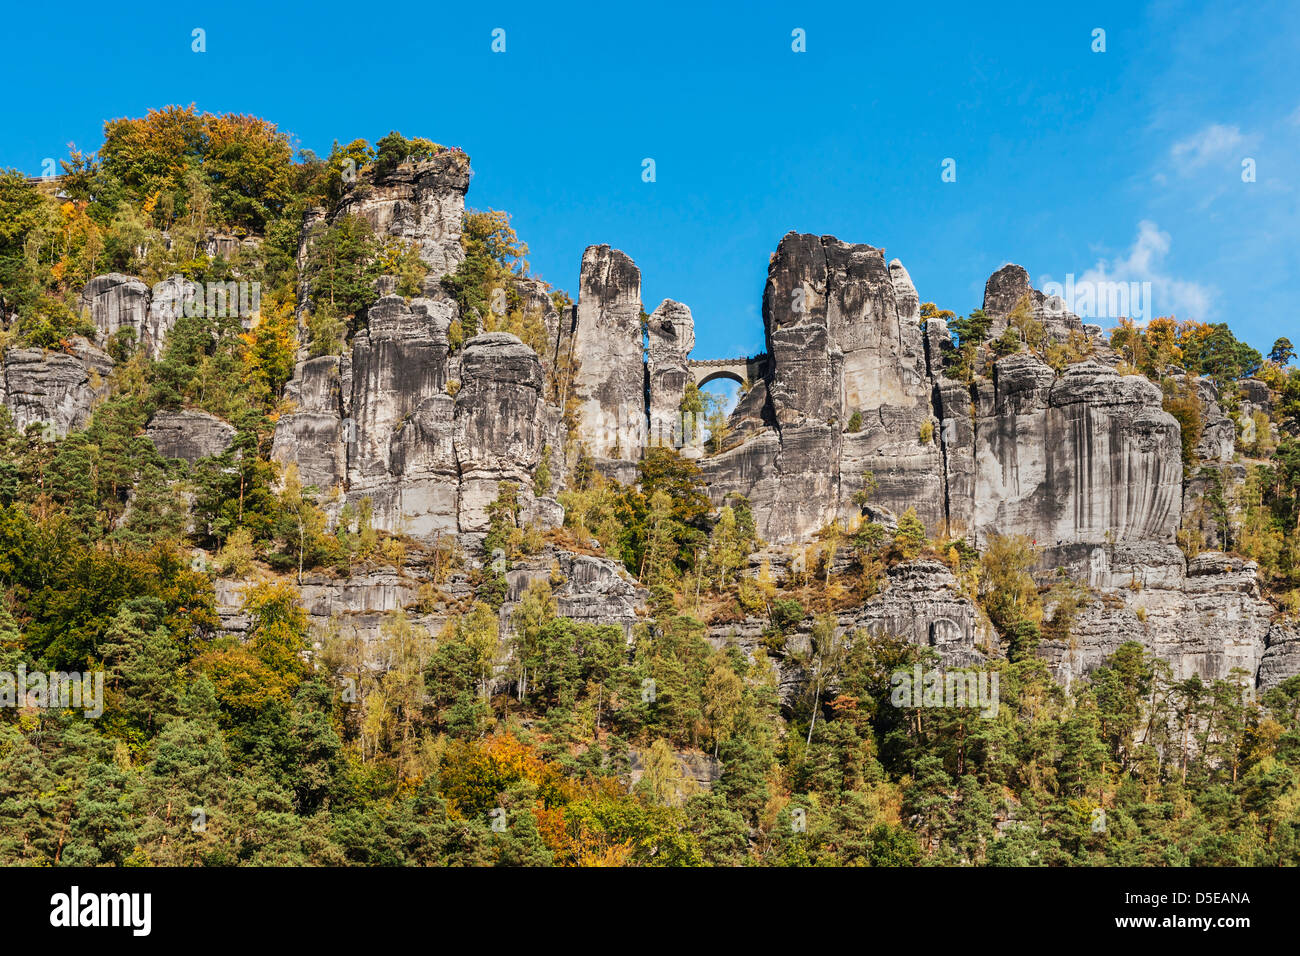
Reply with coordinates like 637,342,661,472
1170,123,1246,172
1077,220,1215,321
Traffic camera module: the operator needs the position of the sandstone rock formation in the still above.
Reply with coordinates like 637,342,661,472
48,149,1293,696
646,299,695,451
958,357,1183,563
687,238,1283,690
0,338,113,437
331,150,470,292
570,245,645,477
701,233,945,542
708,559,994,707
273,307,564,536
981,263,1083,342
1260,617,1300,691
845,560,995,667
77,272,196,359
146,409,237,462
1039,547,1275,687
78,273,149,349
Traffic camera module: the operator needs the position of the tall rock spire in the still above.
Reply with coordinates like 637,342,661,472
571,245,645,469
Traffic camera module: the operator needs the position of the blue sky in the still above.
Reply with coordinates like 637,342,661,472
2,0,1296,366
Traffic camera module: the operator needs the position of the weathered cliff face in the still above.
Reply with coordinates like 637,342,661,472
701,233,944,542
77,272,185,360
272,301,564,536
345,295,457,535
79,273,148,347
0,338,113,437
1041,548,1275,687
1260,617,1300,691
570,245,645,474
686,239,1282,690
963,357,1183,560
846,560,996,667
45,161,1290,694
271,354,349,492
702,240,1175,562
454,333,565,531
646,299,695,451
146,409,236,462
505,550,646,640
332,150,470,292
981,263,1083,342
271,151,572,535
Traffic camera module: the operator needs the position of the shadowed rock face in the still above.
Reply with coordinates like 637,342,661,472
571,245,644,466
147,410,236,462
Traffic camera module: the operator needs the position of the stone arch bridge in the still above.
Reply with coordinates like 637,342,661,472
688,353,769,389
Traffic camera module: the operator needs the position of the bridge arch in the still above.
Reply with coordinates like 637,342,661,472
695,367,746,389
687,353,769,391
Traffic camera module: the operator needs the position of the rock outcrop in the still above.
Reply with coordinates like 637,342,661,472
981,263,1084,342
956,357,1183,563
78,273,149,350
1259,617,1300,691
0,338,113,437
147,410,237,462
846,560,995,667
273,306,564,536
272,151,569,536
47,144,1291,693
700,233,947,542
1040,548,1275,687
687,238,1282,690
709,559,993,708
331,150,470,293
77,272,202,359
646,299,695,451
570,245,645,477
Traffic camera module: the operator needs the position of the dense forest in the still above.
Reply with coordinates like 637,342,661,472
0,106,1298,866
